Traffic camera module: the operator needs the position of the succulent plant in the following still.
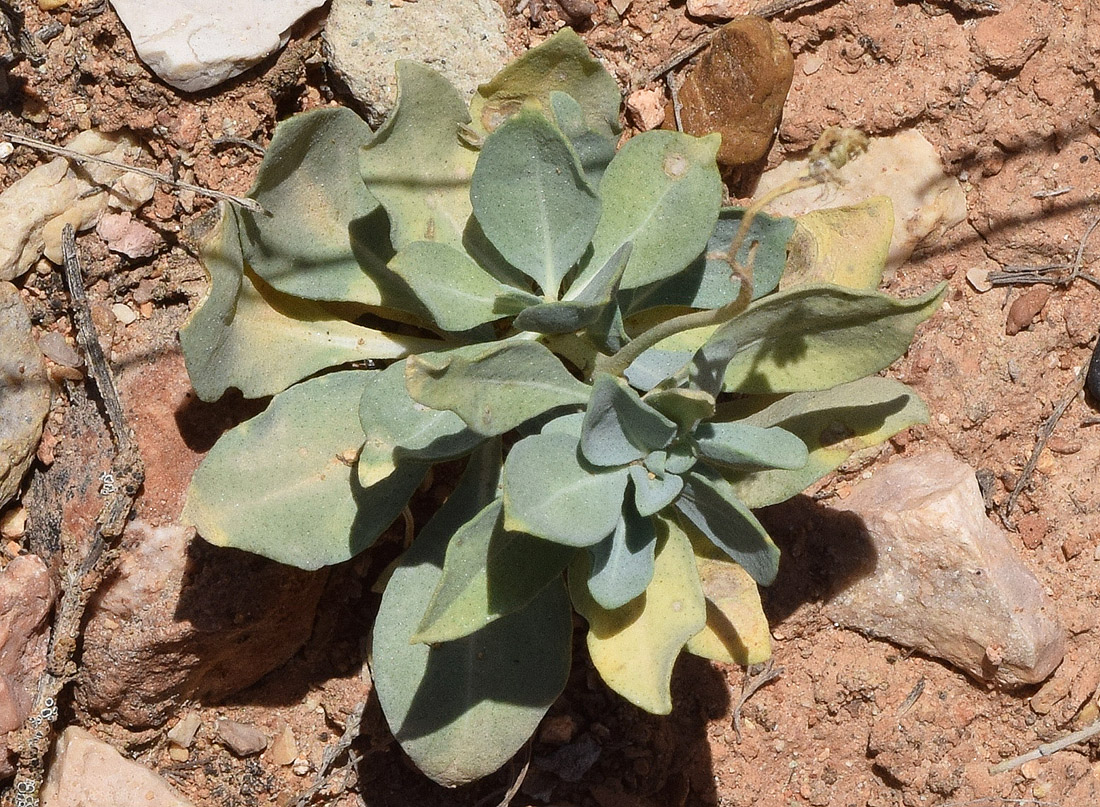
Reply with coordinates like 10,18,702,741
180,30,943,786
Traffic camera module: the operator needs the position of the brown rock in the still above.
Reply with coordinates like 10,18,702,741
0,555,56,777
824,451,1064,687
217,719,268,757
41,726,193,807
1005,286,1051,335
670,17,794,169
0,282,51,510
269,724,298,766
972,0,1050,73
625,88,666,132
1016,513,1047,550
73,348,328,729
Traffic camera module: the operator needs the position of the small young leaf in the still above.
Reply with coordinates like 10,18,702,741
358,361,482,486
684,531,772,666
717,377,929,508
514,243,632,334
581,374,677,467
502,432,628,546
584,501,657,610
642,387,715,431
471,108,600,297
781,198,893,291
414,499,575,644
470,28,621,141
549,91,617,186
180,205,440,402
360,62,477,250
183,370,426,570
570,518,706,715
675,471,780,586
387,241,520,332
572,130,722,295
688,283,947,396
372,443,571,787
238,107,388,306
622,207,795,314
628,465,683,518
693,422,808,471
406,340,591,436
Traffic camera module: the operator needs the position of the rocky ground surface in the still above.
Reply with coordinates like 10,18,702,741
2,0,1100,805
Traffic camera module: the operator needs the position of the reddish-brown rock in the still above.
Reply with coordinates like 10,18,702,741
972,0,1050,73
0,555,56,777
825,451,1064,687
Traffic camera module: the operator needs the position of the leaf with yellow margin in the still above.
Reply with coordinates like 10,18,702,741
781,197,893,291
683,526,772,666
570,516,706,715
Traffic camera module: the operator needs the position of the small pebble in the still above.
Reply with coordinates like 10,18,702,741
0,142,12,162
269,725,298,766
168,745,189,762
966,266,992,292
1020,758,1042,780
801,53,824,75
37,331,83,368
0,506,27,539
112,303,138,325
217,719,268,757
167,712,202,748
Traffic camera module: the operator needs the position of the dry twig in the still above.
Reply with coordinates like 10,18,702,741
732,658,784,741
989,716,1100,775
2,131,265,214
8,226,145,807
291,700,368,807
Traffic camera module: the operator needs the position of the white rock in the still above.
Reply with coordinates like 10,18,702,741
686,0,744,21
755,129,967,273
824,451,1064,686
324,0,512,124
109,0,325,92
41,726,194,807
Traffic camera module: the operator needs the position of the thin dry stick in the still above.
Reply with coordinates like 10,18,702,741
292,700,369,807
732,658,784,741
1002,354,1088,525
989,717,1100,775
472,748,532,807
2,131,265,214
989,212,1100,292
9,226,145,807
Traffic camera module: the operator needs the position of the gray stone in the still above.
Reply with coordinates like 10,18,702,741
825,451,1064,687
109,0,325,92
216,719,268,757
323,0,512,125
0,555,56,777
0,282,50,510
41,726,193,807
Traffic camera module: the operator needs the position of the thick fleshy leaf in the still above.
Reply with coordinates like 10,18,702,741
675,471,779,586
781,198,893,291
387,241,522,332
471,108,600,296
406,340,591,436
692,422,808,471
570,131,722,295
372,443,572,787
549,91,617,186
716,377,929,508
513,243,632,335
628,465,683,518
642,387,715,431
360,62,477,250
623,207,795,314
581,374,676,467
570,518,706,715
585,501,657,610
180,205,440,401
684,531,771,666
413,499,575,644
470,28,621,141
502,432,628,546
183,371,426,570
688,283,946,396
238,107,387,306
358,361,482,486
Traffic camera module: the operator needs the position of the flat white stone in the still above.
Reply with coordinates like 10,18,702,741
109,0,325,92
